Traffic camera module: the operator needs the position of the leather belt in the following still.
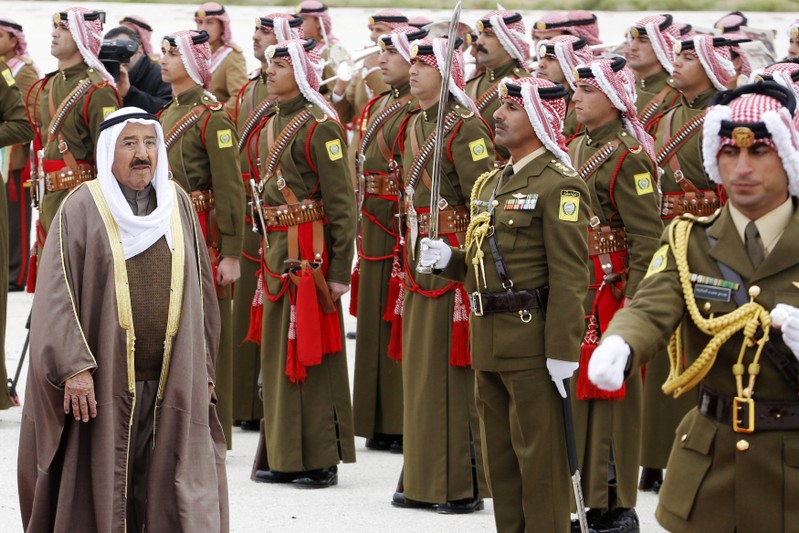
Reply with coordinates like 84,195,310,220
698,385,799,432
364,173,399,196
470,287,549,318
190,189,215,213
588,226,627,257
661,190,721,219
418,205,469,236
261,199,325,228
44,163,95,192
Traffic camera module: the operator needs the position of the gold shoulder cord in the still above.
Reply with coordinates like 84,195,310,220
465,170,495,290
663,217,771,402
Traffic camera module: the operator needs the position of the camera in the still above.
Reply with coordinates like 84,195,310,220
99,39,138,81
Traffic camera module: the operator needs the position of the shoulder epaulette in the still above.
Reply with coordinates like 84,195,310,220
549,158,578,178
201,93,223,110
617,129,642,151
453,104,475,119
86,68,109,85
512,67,530,79
307,104,329,122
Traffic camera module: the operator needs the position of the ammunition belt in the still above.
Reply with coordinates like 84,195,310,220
48,78,93,141
261,199,325,228
264,110,313,179
405,111,464,192
699,385,799,432
418,205,469,236
656,113,706,167
474,79,503,114
44,164,95,192
660,190,720,219
588,226,627,257
577,140,621,182
364,173,399,197
190,189,215,213
359,99,407,156
238,99,276,151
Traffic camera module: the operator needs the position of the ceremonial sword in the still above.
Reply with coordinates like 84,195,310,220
562,377,589,533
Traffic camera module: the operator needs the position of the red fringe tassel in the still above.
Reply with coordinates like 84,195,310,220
349,259,360,317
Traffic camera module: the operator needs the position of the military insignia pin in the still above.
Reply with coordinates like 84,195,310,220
732,126,755,148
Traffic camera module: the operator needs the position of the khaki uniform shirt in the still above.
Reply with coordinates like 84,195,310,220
208,43,248,108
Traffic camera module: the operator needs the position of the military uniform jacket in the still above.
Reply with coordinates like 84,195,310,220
361,82,414,177
606,204,799,532
568,119,663,298
336,66,390,128
235,71,270,177
466,60,528,131
258,95,356,284
440,151,590,372
1,54,38,170
654,89,716,193
635,69,680,131
208,43,247,108
160,85,245,258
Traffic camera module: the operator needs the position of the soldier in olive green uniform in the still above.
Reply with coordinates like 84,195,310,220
465,10,530,162
624,15,681,132
422,76,589,533
250,38,355,489
27,9,120,237
159,30,245,449
350,26,425,452
589,81,799,533
230,13,301,430
195,3,247,107
0,59,34,408
534,35,592,142
0,18,38,290
392,37,493,513
567,57,663,532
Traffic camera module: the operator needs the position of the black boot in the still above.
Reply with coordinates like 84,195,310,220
571,508,603,532
593,508,640,533
638,467,663,492
293,466,338,488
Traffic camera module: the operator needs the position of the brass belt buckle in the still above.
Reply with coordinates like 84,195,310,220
471,292,484,317
733,396,755,434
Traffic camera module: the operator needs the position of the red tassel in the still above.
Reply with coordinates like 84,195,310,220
387,283,405,361
448,288,471,367
576,315,626,400
295,266,323,367
383,251,403,322
285,304,308,383
26,249,37,293
245,270,265,344
349,260,360,317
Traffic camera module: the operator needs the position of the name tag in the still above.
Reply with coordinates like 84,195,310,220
694,284,731,302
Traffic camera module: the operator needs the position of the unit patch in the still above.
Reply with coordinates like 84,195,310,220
635,172,654,195
102,106,116,119
558,190,580,222
645,245,669,278
505,194,538,210
217,129,233,148
326,139,343,161
469,138,489,161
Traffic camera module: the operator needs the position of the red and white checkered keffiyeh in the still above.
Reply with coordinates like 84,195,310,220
755,62,799,100
411,37,478,114
408,16,432,29
262,13,303,42
537,35,593,91
268,39,338,121
0,17,27,56
704,91,799,196
195,2,232,44
628,14,680,75
120,15,157,60
170,30,212,92
531,11,601,46
371,9,407,30
498,76,571,167
681,35,735,91
714,11,747,33
385,25,421,64
675,22,697,39
577,58,656,160
479,10,529,66
725,32,752,78
565,10,601,46
60,8,114,85
297,1,337,44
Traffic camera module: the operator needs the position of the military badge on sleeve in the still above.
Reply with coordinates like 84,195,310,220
1,69,15,86
645,245,669,278
326,139,343,161
634,172,654,195
558,190,580,222
102,107,116,119
217,129,233,149
469,139,489,161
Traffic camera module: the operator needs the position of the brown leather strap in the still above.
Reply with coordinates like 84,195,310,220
587,226,628,257
189,188,215,213
44,164,95,192
372,95,412,162
164,104,209,151
639,85,674,126
47,78,94,174
474,79,503,113
408,113,433,190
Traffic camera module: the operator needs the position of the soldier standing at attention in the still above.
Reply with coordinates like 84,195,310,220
231,12,301,433
0,18,38,291
350,25,426,453
249,38,356,489
195,2,247,107
466,11,529,154
567,56,663,532
0,55,33,410
588,80,799,533
159,29,245,448
624,14,681,132
26,7,120,238
420,75,590,532
391,36,494,514
534,35,593,142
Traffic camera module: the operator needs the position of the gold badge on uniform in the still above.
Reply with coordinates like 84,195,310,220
1,69,15,86
102,107,116,119
558,190,580,222
217,129,233,148
326,139,343,161
634,172,654,195
645,245,669,278
469,139,489,161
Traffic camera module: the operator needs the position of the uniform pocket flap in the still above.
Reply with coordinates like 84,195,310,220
496,210,534,228
681,411,717,455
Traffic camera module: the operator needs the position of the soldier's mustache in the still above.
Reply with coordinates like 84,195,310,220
131,158,150,167
476,45,489,54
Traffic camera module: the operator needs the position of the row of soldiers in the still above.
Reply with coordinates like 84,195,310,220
1,4,799,533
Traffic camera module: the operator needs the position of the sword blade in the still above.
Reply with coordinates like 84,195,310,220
561,377,589,533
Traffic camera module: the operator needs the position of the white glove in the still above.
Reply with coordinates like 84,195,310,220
419,238,452,269
587,335,631,392
773,303,799,361
546,358,579,399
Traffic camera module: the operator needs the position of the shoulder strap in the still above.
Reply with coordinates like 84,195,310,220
164,104,210,151
639,85,674,127
405,110,464,192
474,79,503,114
